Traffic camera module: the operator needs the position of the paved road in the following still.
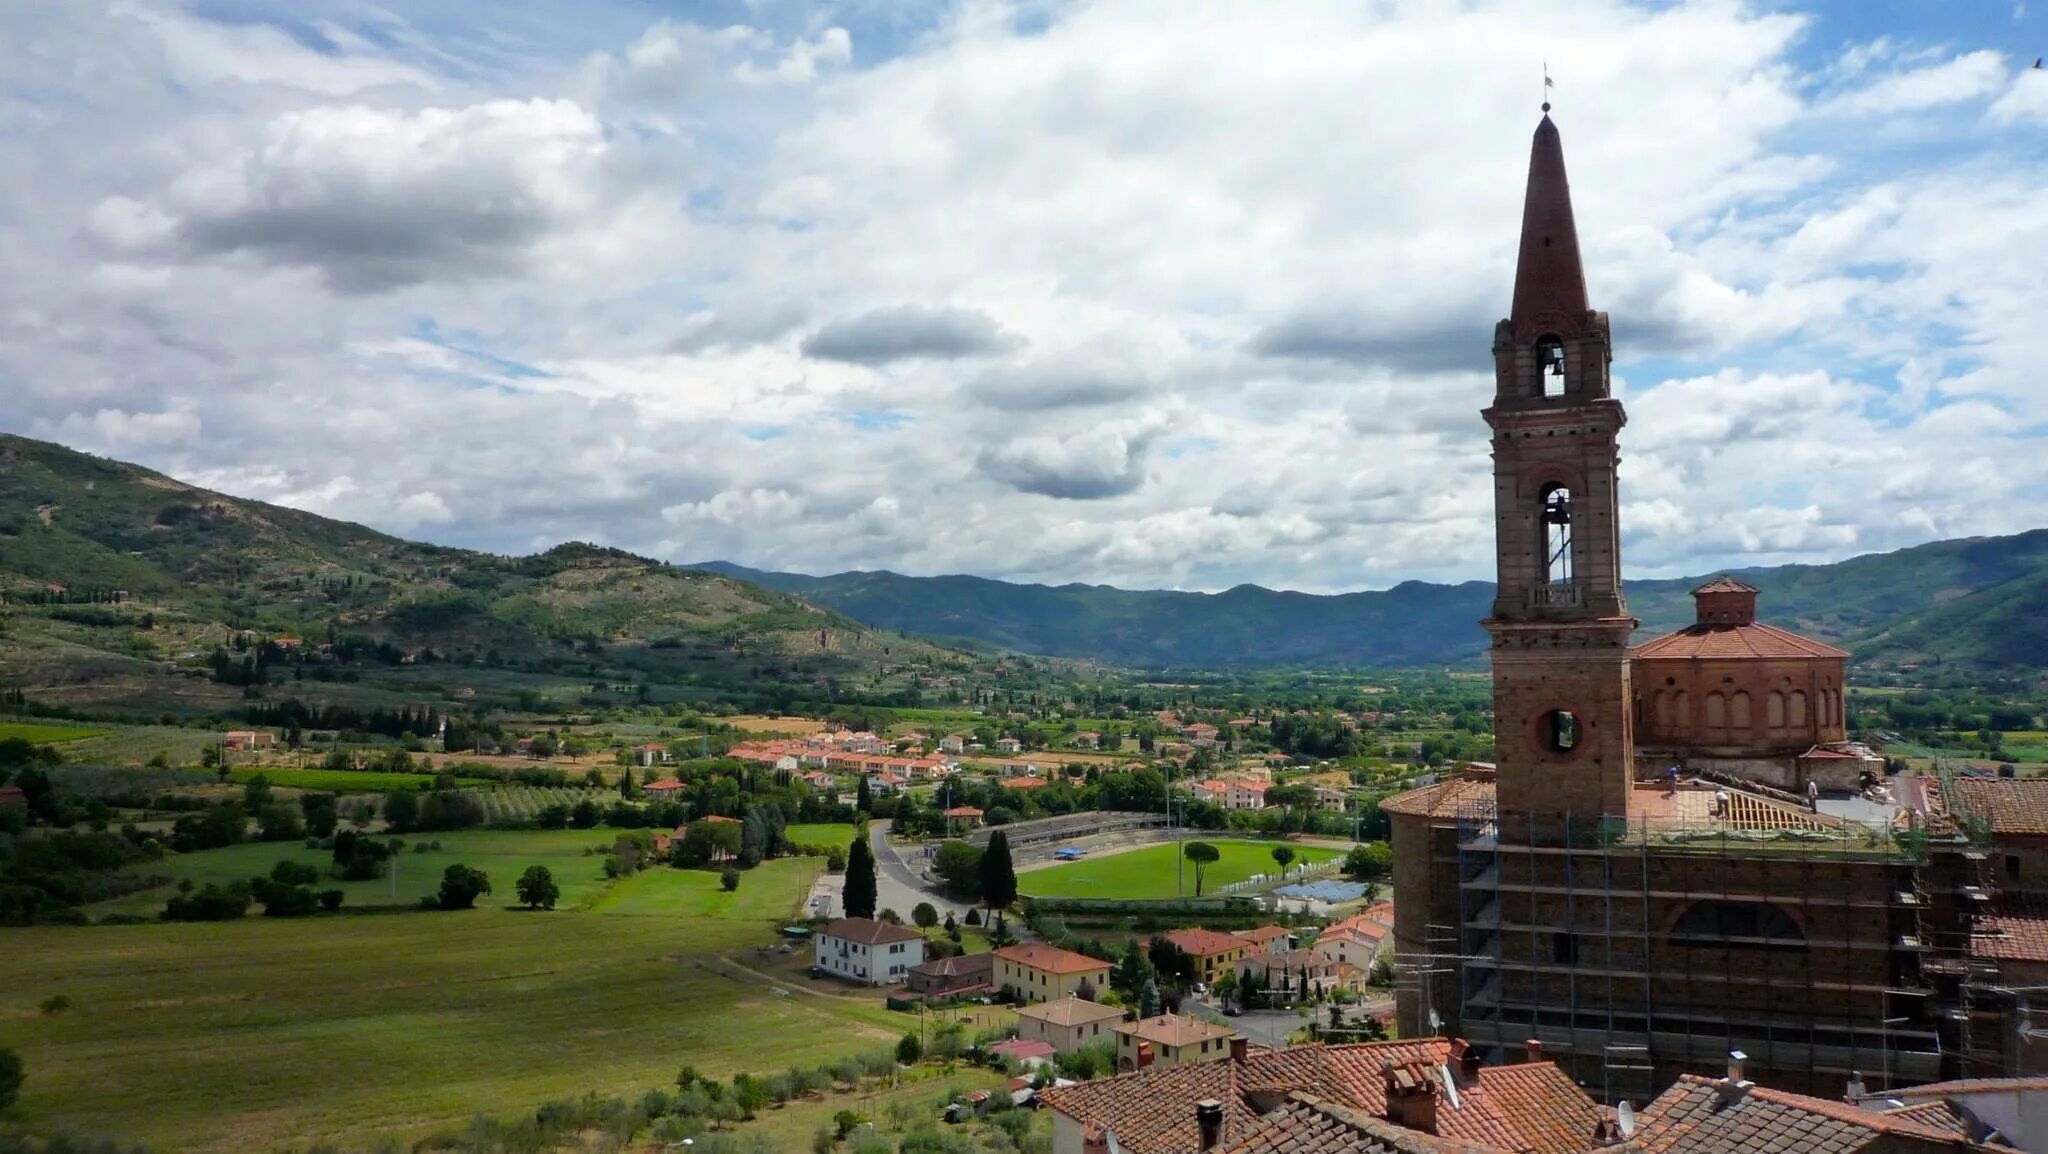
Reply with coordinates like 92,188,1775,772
868,820,973,922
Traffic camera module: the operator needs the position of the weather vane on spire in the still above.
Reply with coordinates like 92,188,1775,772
1543,60,1554,113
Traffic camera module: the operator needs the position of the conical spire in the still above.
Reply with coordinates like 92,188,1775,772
1508,112,1589,337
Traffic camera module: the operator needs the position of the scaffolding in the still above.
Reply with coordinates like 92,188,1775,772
1443,788,1989,1105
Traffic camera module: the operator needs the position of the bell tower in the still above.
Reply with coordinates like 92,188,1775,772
1483,110,1638,839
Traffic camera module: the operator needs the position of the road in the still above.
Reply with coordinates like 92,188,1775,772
870,819,975,921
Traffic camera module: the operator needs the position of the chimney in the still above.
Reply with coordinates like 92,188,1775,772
1230,1036,1249,1064
1082,1126,1112,1154
1715,1050,1753,1105
1449,1037,1482,1085
1137,1041,1154,1070
1525,1038,1544,1063
1383,1061,1440,1135
1195,1099,1224,1151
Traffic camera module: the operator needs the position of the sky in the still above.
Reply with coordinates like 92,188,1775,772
1,0,2045,595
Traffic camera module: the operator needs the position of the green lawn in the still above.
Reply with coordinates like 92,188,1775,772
0,720,103,744
1017,839,1344,899
227,765,492,792
785,821,859,847
592,856,820,919
4,908,904,1153
90,828,631,919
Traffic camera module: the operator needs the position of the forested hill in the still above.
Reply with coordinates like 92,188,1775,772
703,528,2048,671
0,433,966,716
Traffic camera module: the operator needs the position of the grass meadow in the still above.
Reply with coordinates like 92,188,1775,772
1016,838,1344,899
784,822,859,848
0,720,104,744
89,828,791,919
5,907,898,1153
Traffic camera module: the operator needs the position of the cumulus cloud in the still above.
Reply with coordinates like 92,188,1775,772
800,305,1017,364
1818,50,2009,116
978,423,1157,500
45,408,202,448
118,99,611,292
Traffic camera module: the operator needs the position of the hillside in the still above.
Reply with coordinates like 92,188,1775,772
704,528,2048,671
0,433,969,716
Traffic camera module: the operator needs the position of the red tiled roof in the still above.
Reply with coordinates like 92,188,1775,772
1632,621,1848,661
1692,576,1759,595
943,806,984,817
999,776,1049,789
1620,1075,1981,1152
1947,776,2048,836
1042,1041,1599,1154
1381,778,1495,819
1114,1014,1237,1048
1016,995,1124,1027
1875,1074,2048,1098
1972,893,2048,962
819,917,923,946
1166,927,1248,957
1236,925,1291,945
1226,1094,1501,1154
994,943,1111,976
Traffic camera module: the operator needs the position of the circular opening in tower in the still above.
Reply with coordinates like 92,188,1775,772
1540,709,1580,753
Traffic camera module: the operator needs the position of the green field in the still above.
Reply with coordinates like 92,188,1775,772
0,721,103,744
5,897,898,1153
1016,839,1345,899
91,828,638,919
785,821,859,847
226,765,493,792
592,856,818,918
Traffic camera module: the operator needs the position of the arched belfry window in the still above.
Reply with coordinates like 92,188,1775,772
1537,335,1566,398
1541,484,1573,585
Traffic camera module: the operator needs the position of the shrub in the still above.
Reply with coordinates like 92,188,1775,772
318,889,344,912
896,1032,923,1065
38,994,70,1015
162,881,250,922
0,1046,21,1112
720,867,741,892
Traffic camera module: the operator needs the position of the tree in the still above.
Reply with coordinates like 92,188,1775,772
620,766,638,798
383,789,420,833
1271,845,1296,877
569,800,602,829
896,1032,922,1065
516,865,559,910
0,1046,20,1112
1140,978,1162,1017
1111,940,1154,1002
911,901,939,929
843,835,878,920
721,867,741,892
980,830,1018,910
1184,841,1221,896
1344,841,1393,881
933,839,985,899
436,864,491,910
856,776,872,813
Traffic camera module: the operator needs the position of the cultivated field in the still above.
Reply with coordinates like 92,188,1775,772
89,827,700,919
0,720,103,744
13,857,865,1152
1016,838,1344,899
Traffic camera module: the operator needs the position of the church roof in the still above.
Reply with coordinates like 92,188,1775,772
1509,114,1590,338
1632,621,1848,661
1691,575,1758,595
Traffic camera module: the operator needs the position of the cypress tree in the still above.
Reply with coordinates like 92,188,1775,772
980,830,1017,910
843,835,878,920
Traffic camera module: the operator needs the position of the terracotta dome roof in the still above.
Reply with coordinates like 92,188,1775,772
1633,621,1848,661
1691,575,1759,595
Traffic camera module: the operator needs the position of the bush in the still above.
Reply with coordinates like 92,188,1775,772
162,881,250,922
0,1046,21,1112
318,889,345,912
38,994,70,1015
720,867,741,892
896,1032,923,1065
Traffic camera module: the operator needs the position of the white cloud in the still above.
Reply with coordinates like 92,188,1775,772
45,408,201,448
1818,50,2009,117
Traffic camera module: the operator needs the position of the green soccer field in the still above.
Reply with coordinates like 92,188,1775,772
1015,838,1344,899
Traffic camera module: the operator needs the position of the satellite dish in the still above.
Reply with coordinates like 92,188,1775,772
1439,1065,1463,1110
1429,1009,1443,1034
1618,1102,1636,1137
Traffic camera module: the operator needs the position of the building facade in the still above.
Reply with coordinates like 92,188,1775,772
814,918,924,985
1015,996,1127,1054
994,943,1113,1003
1383,110,1997,1106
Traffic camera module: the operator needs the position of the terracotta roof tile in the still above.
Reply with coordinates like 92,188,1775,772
1114,1013,1238,1048
1226,1094,1508,1154
1632,621,1848,661
1620,1075,1987,1152
1381,778,1495,819
1972,893,2048,962
819,917,923,946
993,943,1111,976
1016,995,1125,1027
1947,777,2048,836
1167,928,1250,957
1691,576,1759,595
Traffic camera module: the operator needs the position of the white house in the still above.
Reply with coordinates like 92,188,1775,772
995,737,1023,754
814,918,925,985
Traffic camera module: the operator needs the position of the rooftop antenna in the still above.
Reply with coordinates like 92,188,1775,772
1543,60,1554,113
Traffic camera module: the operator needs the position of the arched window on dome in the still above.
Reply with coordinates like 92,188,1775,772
1730,691,1752,730
1704,692,1727,731
1767,692,1786,730
1537,335,1566,398
1789,690,1808,728
1541,484,1573,586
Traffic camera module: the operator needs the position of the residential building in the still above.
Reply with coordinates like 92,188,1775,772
943,805,985,831
1112,1014,1237,1072
1314,785,1350,812
813,918,924,986
988,1039,1057,1069
640,777,684,800
1312,902,1393,974
1015,996,1126,1055
1071,732,1101,750
223,730,275,751
1382,109,2002,1105
1162,928,1247,986
1223,780,1266,811
1237,948,1353,997
939,734,967,754
1040,1036,1601,1154
634,743,670,767
1233,925,1292,956
907,952,994,998
993,943,1112,1003
999,775,1049,792
995,737,1024,754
